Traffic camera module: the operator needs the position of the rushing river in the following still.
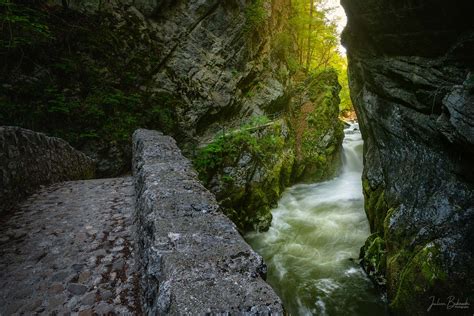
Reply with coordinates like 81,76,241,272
246,124,388,315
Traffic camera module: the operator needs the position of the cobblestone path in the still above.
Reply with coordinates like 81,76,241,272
0,177,140,315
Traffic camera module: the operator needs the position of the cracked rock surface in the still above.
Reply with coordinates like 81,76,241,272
0,177,140,315
342,0,474,313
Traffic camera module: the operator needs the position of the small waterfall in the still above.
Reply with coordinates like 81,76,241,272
246,123,387,316
341,123,363,174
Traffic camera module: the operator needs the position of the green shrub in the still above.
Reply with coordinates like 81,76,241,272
0,3,179,163
0,0,53,50
244,0,267,34
193,115,278,182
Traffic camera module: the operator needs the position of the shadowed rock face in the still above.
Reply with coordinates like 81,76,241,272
142,0,291,149
32,0,293,176
341,0,474,314
49,0,291,147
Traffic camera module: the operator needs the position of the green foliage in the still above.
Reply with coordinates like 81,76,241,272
0,0,53,50
286,56,301,74
286,0,339,71
279,0,353,115
272,31,293,62
0,3,179,166
361,233,387,288
193,139,228,182
243,114,270,127
244,0,267,34
193,117,292,232
221,175,234,183
333,55,354,114
194,115,278,183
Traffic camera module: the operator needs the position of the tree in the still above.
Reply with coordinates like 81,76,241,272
280,0,353,112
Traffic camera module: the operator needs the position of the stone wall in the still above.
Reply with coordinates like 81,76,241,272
132,129,283,314
0,126,95,213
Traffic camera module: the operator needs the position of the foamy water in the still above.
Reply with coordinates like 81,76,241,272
246,124,388,315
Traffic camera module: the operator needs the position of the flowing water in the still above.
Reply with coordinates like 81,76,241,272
246,124,388,315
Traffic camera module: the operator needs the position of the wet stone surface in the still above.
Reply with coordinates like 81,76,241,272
0,177,140,315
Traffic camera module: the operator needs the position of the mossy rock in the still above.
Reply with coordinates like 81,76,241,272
360,233,387,286
290,69,345,183
362,177,388,234
193,69,345,233
390,243,449,315
193,118,294,232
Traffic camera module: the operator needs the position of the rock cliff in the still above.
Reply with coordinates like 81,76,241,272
25,0,293,172
62,0,292,147
342,0,474,314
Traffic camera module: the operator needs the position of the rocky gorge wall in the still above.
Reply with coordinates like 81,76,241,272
1,0,344,232
32,0,293,172
132,129,283,314
341,0,474,314
194,69,344,232
0,126,95,214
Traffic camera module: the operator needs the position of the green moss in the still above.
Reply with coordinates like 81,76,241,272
360,177,394,289
390,243,447,314
244,0,267,34
385,250,411,297
362,177,388,234
193,118,293,232
383,207,396,238
361,234,387,285
0,1,53,50
222,185,274,232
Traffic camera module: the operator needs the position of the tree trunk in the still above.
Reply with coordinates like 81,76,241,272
305,0,314,71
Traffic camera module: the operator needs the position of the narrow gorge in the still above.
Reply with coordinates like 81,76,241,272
342,0,474,314
1,0,473,315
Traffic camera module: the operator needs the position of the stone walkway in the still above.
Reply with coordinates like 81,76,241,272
0,177,140,315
